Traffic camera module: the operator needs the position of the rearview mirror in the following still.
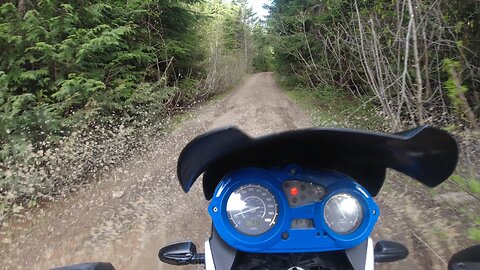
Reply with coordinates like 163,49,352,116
374,240,409,262
448,244,480,270
158,241,205,265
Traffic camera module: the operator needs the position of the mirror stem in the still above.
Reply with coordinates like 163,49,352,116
191,253,205,265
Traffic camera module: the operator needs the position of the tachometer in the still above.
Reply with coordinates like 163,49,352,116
226,184,278,236
324,193,363,234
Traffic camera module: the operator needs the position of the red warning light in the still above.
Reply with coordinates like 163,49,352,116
290,187,299,196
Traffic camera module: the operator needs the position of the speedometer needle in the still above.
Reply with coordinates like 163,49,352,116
234,207,260,217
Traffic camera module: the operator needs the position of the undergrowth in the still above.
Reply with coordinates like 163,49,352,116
0,70,248,221
278,75,386,130
1,81,207,219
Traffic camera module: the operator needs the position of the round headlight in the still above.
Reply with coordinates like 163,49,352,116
324,193,363,234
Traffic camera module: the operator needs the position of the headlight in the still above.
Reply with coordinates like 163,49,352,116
324,193,363,234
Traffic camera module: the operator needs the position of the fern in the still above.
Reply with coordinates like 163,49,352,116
22,10,48,42
76,25,133,65
18,69,50,84
53,74,105,109
84,3,113,24
8,94,37,117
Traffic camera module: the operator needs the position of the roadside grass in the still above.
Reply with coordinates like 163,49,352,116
450,174,480,196
469,217,480,241
281,81,385,130
445,174,480,242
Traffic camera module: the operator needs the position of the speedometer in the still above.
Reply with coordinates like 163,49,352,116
226,184,278,236
324,193,363,234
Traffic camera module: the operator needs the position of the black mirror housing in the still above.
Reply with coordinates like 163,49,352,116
374,240,409,263
449,244,480,270
158,241,205,265
51,263,115,270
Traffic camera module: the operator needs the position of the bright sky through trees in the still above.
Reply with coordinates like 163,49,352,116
248,0,270,18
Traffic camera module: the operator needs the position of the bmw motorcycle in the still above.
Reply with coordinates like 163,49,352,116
54,126,479,270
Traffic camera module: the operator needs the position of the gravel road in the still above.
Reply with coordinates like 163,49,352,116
0,72,469,270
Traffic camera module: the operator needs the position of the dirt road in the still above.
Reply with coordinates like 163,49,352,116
0,72,468,270
1,72,311,269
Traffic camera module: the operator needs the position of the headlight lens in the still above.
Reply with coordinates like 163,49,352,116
324,193,363,234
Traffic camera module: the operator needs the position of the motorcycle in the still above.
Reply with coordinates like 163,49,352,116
53,126,479,270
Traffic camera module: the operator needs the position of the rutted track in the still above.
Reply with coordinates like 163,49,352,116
0,72,462,270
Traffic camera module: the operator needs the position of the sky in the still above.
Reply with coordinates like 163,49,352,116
247,0,270,18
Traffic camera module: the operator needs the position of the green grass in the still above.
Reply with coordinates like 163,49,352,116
468,228,480,241
440,175,480,243
170,113,194,131
451,174,480,196
468,180,480,195
280,79,385,130
433,229,450,241
468,216,480,241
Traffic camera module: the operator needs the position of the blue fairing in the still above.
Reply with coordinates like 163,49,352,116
208,164,380,253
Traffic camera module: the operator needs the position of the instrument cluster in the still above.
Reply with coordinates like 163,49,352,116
208,164,379,253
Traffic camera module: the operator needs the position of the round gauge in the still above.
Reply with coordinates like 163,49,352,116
226,184,278,236
324,193,363,234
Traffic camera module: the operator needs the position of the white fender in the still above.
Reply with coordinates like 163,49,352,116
345,237,374,270
205,240,215,270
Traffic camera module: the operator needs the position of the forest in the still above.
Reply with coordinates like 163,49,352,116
268,0,480,130
0,0,261,216
0,0,479,230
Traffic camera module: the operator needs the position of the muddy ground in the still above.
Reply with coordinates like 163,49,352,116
0,72,477,270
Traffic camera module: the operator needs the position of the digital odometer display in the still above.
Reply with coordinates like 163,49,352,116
226,184,278,236
291,218,314,229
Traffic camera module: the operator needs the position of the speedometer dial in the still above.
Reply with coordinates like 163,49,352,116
226,184,278,236
324,193,363,234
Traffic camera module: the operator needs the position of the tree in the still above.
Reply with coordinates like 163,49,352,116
266,0,480,129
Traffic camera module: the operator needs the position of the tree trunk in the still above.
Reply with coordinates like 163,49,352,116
448,66,479,129
17,0,27,17
407,0,425,124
